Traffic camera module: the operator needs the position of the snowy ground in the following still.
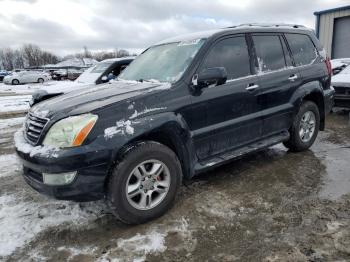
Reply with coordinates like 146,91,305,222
0,110,350,261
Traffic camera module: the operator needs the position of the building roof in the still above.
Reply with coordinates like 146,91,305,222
314,5,350,16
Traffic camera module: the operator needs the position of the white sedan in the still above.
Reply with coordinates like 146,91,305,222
3,71,51,85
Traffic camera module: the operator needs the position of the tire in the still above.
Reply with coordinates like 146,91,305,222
12,79,19,85
283,101,320,152
38,78,44,83
107,141,182,224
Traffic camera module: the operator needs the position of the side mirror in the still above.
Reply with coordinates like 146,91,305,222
192,67,227,89
101,76,108,82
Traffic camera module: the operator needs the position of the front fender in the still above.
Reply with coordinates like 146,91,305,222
100,112,196,178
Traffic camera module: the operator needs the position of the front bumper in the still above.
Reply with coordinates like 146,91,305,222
16,134,112,201
333,86,350,108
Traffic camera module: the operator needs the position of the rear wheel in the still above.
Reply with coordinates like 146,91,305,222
107,141,182,224
12,79,19,85
38,78,44,83
283,101,320,152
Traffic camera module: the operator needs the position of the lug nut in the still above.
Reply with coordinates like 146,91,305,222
144,190,147,193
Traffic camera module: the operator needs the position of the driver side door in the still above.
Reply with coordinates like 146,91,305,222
190,35,262,160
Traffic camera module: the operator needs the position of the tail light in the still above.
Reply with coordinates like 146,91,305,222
325,57,332,76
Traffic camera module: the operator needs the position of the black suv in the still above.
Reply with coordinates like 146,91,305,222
15,24,334,224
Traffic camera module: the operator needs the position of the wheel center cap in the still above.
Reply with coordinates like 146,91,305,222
142,179,154,190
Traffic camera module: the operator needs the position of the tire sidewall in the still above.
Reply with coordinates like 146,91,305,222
293,101,320,149
12,79,19,85
107,142,182,224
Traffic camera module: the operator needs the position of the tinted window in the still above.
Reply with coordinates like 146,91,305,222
285,34,317,66
252,35,286,72
201,37,251,80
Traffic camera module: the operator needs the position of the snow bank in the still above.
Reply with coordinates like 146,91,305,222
0,117,25,130
14,129,59,158
0,95,31,113
0,194,104,257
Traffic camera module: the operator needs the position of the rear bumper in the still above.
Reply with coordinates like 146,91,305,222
16,132,112,201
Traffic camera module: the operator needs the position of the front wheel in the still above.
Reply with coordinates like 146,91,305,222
283,101,320,152
12,79,20,85
107,141,182,224
38,78,44,83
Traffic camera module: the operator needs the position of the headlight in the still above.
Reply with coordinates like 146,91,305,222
43,114,98,148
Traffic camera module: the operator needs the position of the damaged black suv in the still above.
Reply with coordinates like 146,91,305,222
15,24,334,224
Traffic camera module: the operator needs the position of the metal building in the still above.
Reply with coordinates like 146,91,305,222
314,5,350,59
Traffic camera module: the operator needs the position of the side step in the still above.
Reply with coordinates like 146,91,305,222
194,131,290,174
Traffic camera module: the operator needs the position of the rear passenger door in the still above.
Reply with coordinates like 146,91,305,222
251,34,302,137
284,33,324,90
191,35,262,159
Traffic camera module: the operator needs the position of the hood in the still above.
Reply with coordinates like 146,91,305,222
30,80,171,119
331,66,350,87
39,81,90,94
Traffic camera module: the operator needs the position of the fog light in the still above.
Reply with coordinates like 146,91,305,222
43,171,77,185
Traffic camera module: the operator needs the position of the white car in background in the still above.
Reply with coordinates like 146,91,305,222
3,71,51,85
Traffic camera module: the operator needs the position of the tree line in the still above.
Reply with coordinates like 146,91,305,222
0,44,136,71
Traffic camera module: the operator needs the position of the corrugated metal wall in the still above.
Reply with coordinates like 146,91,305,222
318,9,350,57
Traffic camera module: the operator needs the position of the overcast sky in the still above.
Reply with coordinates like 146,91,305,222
0,0,348,56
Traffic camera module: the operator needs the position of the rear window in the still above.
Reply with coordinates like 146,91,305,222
252,35,286,72
200,36,251,80
285,34,317,66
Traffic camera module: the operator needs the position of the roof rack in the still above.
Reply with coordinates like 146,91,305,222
226,23,306,29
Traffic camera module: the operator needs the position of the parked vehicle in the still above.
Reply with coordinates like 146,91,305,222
331,62,350,108
0,70,9,81
331,58,350,75
3,71,51,85
31,57,135,105
15,24,334,224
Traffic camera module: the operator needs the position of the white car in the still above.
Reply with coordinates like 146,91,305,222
3,71,51,85
31,57,134,105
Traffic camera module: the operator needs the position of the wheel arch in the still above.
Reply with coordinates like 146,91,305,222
104,112,196,191
291,81,325,131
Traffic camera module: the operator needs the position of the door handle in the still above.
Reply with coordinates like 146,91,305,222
288,74,298,81
246,83,259,91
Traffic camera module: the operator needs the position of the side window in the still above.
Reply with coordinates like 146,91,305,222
252,35,286,72
201,36,251,80
285,33,317,66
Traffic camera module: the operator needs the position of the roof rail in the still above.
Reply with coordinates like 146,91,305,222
226,23,306,29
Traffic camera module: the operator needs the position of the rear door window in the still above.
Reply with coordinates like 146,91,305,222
252,35,286,72
200,36,251,80
285,34,317,66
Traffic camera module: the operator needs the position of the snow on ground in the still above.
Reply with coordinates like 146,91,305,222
0,95,31,114
0,116,25,130
0,193,105,257
0,153,21,178
0,82,42,95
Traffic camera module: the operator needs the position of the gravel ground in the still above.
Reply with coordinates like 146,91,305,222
0,108,349,262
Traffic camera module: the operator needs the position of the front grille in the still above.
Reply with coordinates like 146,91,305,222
333,86,350,95
24,112,49,145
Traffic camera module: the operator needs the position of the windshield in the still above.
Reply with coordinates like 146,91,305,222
75,62,112,84
91,62,113,73
119,39,206,83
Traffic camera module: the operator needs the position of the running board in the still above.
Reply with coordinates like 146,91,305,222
194,131,290,174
